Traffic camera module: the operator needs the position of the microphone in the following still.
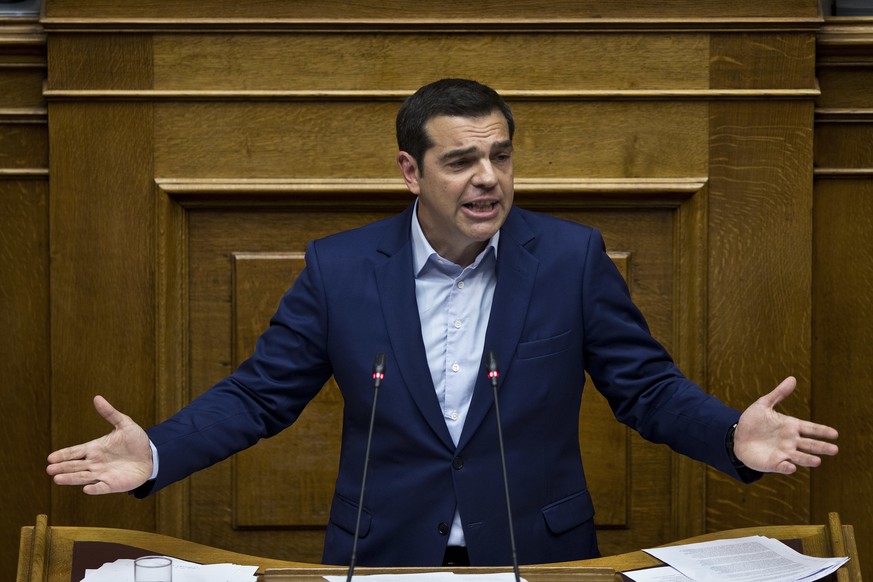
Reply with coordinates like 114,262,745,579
346,353,386,582
485,351,520,582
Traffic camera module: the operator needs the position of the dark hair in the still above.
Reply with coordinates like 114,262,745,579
396,78,515,172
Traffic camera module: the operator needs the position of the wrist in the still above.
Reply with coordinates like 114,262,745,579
725,423,746,468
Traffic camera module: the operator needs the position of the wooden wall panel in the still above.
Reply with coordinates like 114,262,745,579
150,33,711,92
812,178,873,580
813,18,873,580
816,67,873,108
47,34,153,90
0,178,50,582
47,101,157,532
0,69,45,108
709,33,816,89
0,116,46,169
151,101,709,180
183,205,397,560
706,100,815,530
0,17,48,582
815,122,873,168
33,0,853,574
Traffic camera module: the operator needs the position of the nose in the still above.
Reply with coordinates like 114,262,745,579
472,159,498,189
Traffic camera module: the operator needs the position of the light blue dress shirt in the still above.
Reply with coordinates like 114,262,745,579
410,200,499,547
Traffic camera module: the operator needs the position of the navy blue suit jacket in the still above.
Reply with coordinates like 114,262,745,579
139,204,749,566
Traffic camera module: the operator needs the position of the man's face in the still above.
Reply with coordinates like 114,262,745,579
397,111,514,267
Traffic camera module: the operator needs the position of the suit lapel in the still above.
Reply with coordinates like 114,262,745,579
458,209,538,450
375,205,455,451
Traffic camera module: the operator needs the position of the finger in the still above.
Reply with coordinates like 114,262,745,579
52,470,99,486
773,459,798,475
798,420,839,441
47,458,100,476
83,481,114,495
788,450,827,469
93,395,127,428
798,437,839,457
757,376,797,409
47,443,90,465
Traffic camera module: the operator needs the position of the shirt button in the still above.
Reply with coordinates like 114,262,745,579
449,410,459,421
454,319,462,329
451,363,460,373
438,522,450,535
457,281,465,289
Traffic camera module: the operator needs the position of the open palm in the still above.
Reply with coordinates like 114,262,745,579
46,395,153,495
734,377,839,474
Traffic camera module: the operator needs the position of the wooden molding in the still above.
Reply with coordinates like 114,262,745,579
43,88,823,102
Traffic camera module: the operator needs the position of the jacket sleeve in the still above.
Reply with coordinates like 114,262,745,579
580,228,760,483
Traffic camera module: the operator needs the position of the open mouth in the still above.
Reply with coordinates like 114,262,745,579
463,201,498,212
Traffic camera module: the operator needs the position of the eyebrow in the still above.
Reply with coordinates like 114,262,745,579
438,140,514,164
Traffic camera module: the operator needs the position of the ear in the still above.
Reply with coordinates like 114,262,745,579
397,152,421,195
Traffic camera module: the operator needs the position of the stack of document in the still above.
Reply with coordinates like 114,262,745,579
80,556,258,582
622,535,849,582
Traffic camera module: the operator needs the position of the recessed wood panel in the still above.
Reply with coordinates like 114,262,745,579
186,206,397,560
231,253,342,528
0,120,48,169
0,68,46,107
814,121,873,169
179,189,688,560
816,67,873,108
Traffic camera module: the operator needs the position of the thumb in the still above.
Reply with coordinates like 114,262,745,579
757,376,797,410
92,395,127,428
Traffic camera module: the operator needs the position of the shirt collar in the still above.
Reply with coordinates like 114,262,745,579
410,198,500,277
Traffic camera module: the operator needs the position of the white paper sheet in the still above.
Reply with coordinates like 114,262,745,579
641,535,849,582
622,566,694,581
79,556,258,582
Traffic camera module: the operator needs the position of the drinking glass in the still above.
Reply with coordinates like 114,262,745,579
134,555,172,582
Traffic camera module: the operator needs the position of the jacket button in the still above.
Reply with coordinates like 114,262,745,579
452,456,464,470
438,522,450,535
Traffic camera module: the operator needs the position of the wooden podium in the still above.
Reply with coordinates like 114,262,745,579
17,513,861,582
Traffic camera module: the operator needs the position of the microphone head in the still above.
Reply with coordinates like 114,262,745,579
372,353,386,388
486,350,499,373
372,352,386,375
485,351,500,387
